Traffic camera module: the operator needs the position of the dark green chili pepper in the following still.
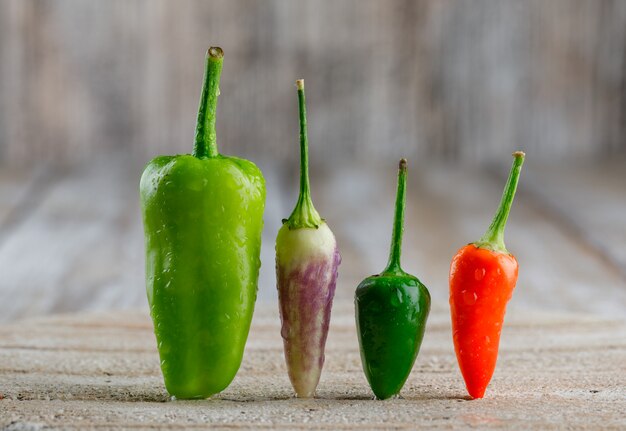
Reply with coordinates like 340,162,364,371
354,159,430,400
140,47,266,399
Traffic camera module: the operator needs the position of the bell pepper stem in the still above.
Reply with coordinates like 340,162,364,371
384,159,408,274
193,47,224,159
286,79,322,229
475,151,525,253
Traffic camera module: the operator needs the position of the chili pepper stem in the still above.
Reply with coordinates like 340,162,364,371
193,47,224,159
285,79,322,229
474,151,525,254
383,159,408,274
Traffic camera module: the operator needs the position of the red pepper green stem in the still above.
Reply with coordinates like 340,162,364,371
193,47,224,159
285,79,322,229
383,159,408,274
475,151,526,254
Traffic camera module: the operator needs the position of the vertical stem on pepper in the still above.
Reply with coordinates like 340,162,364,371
475,151,525,253
193,47,224,159
296,79,312,212
286,79,322,229
384,159,408,274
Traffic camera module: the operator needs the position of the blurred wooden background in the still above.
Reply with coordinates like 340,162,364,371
0,0,625,323
1,0,626,168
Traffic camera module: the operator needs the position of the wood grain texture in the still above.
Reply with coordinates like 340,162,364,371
0,156,145,322
523,157,626,280
0,304,624,429
1,0,626,168
0,157,625,322
313,159,626,315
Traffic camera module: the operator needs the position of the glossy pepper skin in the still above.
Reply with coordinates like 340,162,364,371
449,151,525,399
275,79,340,398
140,47,266,399
355,159,431,400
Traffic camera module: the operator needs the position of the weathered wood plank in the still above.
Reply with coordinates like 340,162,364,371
0,157,291,322
1,159,625,322
522,156,626,279
0,167,48,236
2,0,626,168
0,156,144,322
315,161,626,315
0,304,624,429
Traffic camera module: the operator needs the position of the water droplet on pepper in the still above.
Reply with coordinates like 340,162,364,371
463,290,478,305
474,268,486,281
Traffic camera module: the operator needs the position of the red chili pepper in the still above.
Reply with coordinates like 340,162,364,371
449,151,525,399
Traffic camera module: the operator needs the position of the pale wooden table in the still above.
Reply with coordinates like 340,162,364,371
1,154,625,318
0,154,625,428
1,304,625,430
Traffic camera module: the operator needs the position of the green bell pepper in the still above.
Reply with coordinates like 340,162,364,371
355,159,430,400
140,47,266,399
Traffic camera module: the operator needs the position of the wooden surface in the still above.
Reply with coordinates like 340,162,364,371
1,303,625,430
0,156,625,428
2,4,626,427
2,0,626,168
0,155,625,322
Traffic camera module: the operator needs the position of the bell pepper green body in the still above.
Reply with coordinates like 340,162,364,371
355,159,430,400
140,47,266,399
